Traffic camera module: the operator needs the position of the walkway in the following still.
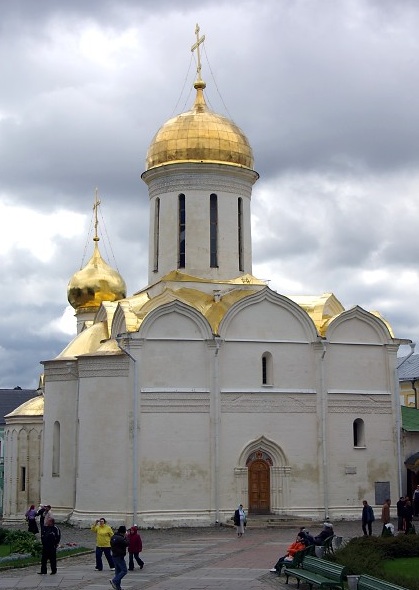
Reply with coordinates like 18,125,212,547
0,520,363,590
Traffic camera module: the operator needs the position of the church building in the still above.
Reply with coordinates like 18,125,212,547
3,28,407,527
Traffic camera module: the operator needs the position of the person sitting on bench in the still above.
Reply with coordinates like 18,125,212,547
269,532,306,574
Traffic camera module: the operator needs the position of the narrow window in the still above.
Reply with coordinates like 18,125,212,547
210,193,218,267
238,198,244,272
153,197,160,272
353,418,365,447
262,352,273,385
53,421,60,476
21,466,26,491
178,194,186,268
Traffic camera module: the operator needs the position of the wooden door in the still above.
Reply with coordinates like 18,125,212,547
248,459,270,514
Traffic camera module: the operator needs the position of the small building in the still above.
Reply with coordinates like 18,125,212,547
0,388,38,515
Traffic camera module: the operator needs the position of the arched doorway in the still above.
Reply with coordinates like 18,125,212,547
247,451,272,514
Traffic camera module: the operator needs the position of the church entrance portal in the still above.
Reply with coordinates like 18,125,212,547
247,453,271,514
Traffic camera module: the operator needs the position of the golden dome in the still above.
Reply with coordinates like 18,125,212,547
67,242,127,311
5,394,44,418
145,80,254,171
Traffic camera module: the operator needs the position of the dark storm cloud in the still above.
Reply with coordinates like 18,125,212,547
2,0,419,387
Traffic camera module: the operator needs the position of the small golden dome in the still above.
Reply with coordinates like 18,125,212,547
67,242,127,311
6,394,44,418
145,80,254,171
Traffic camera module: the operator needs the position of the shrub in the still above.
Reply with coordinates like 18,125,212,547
0,528,8,545
331,535,419,590
3,530,42,557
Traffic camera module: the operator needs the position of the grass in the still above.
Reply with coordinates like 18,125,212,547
0,545,11,557
0,545,92,570
382,556,419,579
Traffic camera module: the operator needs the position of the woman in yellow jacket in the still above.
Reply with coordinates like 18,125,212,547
91,518,115,571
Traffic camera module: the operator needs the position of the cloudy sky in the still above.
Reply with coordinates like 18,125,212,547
1,0,419,388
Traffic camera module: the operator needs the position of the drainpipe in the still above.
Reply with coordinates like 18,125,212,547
395,343,416,497
320,341,329,520
213,336,221,523
116,335,138,525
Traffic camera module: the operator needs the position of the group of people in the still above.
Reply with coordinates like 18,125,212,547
25,503,53,535
269,523,335,574
396,496,416,534
91,518,144,590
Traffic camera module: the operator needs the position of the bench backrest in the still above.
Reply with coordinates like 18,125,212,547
302,556,346,581
358,574,408,590
292,545,315,567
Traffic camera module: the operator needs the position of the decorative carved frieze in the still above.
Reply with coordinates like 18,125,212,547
141,392,210,412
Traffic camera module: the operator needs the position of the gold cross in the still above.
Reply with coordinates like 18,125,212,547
191,23,205,80
93,187,101,242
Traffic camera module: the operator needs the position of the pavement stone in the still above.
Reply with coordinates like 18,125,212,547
0,519,378,589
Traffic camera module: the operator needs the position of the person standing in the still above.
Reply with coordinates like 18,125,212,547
381,498,391,535
403,498,414,534
396,497,405,531
110,525,129,590
127,525,144,570
413,485,419,517
91,518,115,571
233,504,246,537
25,504,39,534
361,500,374,536
37,518,61,575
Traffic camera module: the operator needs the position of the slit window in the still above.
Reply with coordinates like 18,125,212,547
210,193,218,268
353,418,365,447
238,198,244,272
178,194,186,268
262,352,273,385
153,197,160,272
53,421,61,476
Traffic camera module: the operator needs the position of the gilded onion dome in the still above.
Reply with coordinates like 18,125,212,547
145,79,254,171
67,241,126,311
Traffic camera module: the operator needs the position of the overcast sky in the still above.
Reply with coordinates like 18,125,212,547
1,0,419,388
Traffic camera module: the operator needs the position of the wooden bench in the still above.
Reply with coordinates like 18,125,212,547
275,545,315,574
284,556,347,589
358,574,409,590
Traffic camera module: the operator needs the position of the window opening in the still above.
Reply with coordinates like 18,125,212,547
153,197,160,272
178,194,186,268
353,418,365,447
21,466,26,491
53,421,60,476
210,193,218,267
238,198,244,272
262,352,273,385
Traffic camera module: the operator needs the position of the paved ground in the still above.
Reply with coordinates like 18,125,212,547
0,519,369,590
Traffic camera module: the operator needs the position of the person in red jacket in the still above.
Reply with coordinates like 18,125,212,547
269,532,306,574
127,525,144,570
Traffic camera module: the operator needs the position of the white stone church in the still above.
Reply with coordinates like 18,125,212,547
3,32,407,527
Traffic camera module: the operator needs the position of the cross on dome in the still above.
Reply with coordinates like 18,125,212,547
191,23,205,82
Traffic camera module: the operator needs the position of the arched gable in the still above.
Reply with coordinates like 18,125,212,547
138,299,213,340
238,435,289,467
219,287,318,341
326,306,393,344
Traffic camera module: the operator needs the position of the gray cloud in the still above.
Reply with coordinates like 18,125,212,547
2,0,419,387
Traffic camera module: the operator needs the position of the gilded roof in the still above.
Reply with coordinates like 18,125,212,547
145,80,254,171
5,394,44,418
67,242,126,312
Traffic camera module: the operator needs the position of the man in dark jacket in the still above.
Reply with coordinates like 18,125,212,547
361,500,374,536
110,526,129,590
37,518,61,575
